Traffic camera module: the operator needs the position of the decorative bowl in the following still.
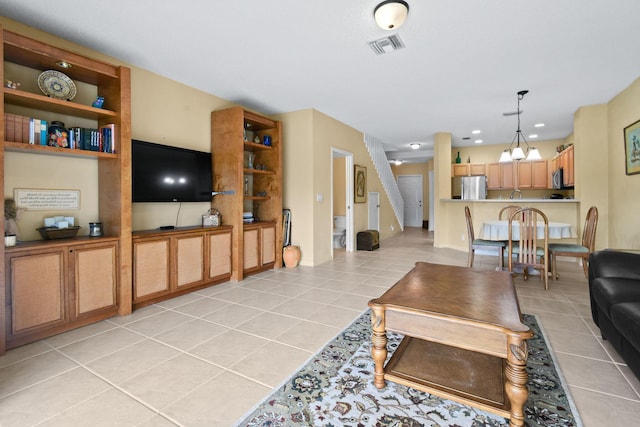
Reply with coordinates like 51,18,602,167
37,226,81,240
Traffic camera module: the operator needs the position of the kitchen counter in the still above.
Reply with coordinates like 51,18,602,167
442,198,579,203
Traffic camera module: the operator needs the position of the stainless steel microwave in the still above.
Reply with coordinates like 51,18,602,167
551,168,564,189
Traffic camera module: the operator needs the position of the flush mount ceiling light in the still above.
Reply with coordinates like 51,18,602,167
410,143,420,149
374,1,409,30
499,90,542,163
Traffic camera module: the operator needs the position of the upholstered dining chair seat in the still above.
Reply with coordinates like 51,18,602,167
512,245,546,257
472,239,507,248
548,243,589,253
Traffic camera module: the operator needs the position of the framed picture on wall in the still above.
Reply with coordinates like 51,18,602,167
624,118,640,175
355,165,367,203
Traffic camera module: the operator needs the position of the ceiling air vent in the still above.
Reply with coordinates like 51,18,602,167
369,34,405,55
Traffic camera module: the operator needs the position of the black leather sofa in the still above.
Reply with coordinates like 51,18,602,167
589,250,640,379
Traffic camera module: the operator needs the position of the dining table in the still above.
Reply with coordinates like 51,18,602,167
480,220,577,241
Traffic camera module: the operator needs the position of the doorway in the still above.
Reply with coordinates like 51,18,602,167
397,175,423,227
332,148,354,253
368,192,380,231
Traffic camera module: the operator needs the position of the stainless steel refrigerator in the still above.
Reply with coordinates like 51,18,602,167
452,176,487,200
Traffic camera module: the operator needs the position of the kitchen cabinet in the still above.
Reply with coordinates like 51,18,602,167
452,163,486,177
243,222,277,275
211,107,283,280
486,162,515,190
517,160,547,189
561,145,574,187
132,226,232,307
5,239,118,349
0,27,131,354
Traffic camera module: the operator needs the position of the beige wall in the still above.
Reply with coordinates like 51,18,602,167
391,162,430,224
333,157,346,216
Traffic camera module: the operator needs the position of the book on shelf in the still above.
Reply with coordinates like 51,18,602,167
3,113,48,144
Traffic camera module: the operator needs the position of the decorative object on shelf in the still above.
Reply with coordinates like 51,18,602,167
88,222,103,237
37,70,77,100
37,226,81,240
455,151,461,163
4,199,22,239
244,177,249,195
256,191,267,197
202,209,221,227
283,245,301,268
91,96,104,108
467,156,471,163
499,90,542,163
47,121,69,148
254,135,260,144
248,152,255,169
4,79,20,89
374,0,410,30
263,135,272,146
623,118,640,175
4,233,16,247
355,164,367,203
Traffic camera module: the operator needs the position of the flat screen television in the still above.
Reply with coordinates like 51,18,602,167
132,139,212,202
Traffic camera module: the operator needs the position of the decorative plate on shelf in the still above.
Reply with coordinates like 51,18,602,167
37,70,77,100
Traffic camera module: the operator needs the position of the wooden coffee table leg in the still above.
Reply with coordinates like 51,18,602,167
505,335,529,427
370,306,387,388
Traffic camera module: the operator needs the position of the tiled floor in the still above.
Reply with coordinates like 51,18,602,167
1,228,639,426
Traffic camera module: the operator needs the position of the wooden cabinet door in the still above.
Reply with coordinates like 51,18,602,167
469,164,486,176
71,243,117,318
243,228,260,271
486,163,501,189
564,146,574,186
6,251,66,337
501,163,515,189
208,230,231,279
452,164,469,177
531,160,548,188
133,239,170,302
176,234,205,289
517,162,533,188
261,225,276,266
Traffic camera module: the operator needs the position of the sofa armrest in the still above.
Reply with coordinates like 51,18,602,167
590,250,640,282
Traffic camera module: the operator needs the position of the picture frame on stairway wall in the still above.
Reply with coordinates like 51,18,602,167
355,165,367,203
624,118,640,175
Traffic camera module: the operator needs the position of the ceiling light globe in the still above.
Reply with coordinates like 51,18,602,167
499,150,512,163
526,148,542,161
374,1,409,30
511,147,526,160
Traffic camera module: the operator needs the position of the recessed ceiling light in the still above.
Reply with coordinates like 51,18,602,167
471,130,481,134
474,139,483,144
56,61,72,69
394,159,403,165
462,137,470,140
409,143,420,149
534,123,545,128
528,134,539,139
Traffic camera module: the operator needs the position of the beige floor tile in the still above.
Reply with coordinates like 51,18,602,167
124,309,194,337
314,278,360,292
270,298,328,319
231,341,311,387
153,318,230,351
297,287,342,302
569,386,640,427
56,327,145,364
275,320,340,352
307,304,362,329
43,320,118,348
106,304,167,325
202,303,264,327
618,365,640,399
555,352,638,399
237,291,293,310
190,329,269,367
39,388,157,426
171,296,233,317
546,328,611,360
0,340,52,368
86,339,180,384
122,354,223,409
519,295,581,315
348,283,390,298
137,414,180,427
236,312,301,339
153,291,204,309
266,282,315,297
211,286,263,303
0,368,111,425
328,292,373,311
163,371,271,426
533,311,593,334
0,351,77,396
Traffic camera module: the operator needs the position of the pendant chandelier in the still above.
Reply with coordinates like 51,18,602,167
499,90,541,162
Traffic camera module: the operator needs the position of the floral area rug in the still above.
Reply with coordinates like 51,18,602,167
235,311,582,427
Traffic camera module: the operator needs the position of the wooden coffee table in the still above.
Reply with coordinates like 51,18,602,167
368,262,533,427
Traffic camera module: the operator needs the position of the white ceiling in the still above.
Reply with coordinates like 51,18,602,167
2,0,640,163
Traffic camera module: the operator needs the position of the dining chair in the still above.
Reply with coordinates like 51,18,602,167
465,206,506,269
508,207,549,290
499,205,522,220
548,206,598,280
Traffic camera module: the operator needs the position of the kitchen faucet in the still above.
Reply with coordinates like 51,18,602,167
510,189,522,199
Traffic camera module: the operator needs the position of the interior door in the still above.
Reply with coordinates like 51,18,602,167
397,175,423,227
368,192,380,231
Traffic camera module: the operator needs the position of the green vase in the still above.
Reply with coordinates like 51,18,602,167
455,152,461,163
